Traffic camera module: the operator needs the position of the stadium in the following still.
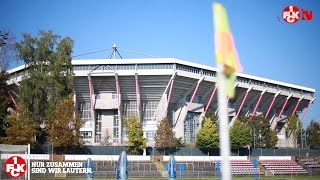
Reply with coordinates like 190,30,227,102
2,49,320,180
6,51,316,148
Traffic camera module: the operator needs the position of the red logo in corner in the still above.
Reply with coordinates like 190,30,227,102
282,5,313,24
5,156,27,178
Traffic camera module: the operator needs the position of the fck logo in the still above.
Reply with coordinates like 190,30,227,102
282,5,312,24
5,156,27,178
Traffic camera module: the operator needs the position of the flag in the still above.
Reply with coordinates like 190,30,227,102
213,3,242,98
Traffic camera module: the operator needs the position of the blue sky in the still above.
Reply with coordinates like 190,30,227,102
1,0,319,128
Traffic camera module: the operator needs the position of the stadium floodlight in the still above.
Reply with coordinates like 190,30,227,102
0,144,31,180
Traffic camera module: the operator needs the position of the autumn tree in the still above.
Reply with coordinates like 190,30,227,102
230,120,251,150
196,117,219,155
15,30,74,124
46,96,83,153
1,105,37,147
124,116,147,155
306,120,320,149
154,117,176,155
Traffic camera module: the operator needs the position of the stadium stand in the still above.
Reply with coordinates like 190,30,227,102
260,160,308,175
301,158,320,168
213,160,263,175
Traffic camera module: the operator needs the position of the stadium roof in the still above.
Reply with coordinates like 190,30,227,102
7,58,316,94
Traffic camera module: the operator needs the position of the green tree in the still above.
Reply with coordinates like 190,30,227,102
0,72,10,141
46,96,83,153
239,115,278,148
204,111,219,126
175,137,185,147
286,116,301,141
1,105,38,147
306,120,320,149
154,117,176,155
230,120,251,149
266,129,278,148
196,117,219,155
124,116,147,155
15,30,74,124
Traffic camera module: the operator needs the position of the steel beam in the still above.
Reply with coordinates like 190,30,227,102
115,73,122,144
204,84,218,114
162,71,177,97
301,98,315,123
252,88,267,115
291,96,304,117
8,91,17,106
185,76,204,112
88,75,95,112
275,94,292,124
265,91,281,117
135,73,141,118
165,72,177,111
166,78,175,111
87,74,95,144
235,86,253,118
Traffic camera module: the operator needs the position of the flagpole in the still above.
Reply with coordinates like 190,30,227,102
217,64,231,180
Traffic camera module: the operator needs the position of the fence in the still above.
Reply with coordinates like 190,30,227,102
36,145,320,157
72,146,320,157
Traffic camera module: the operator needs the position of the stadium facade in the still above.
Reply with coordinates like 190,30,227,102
7,58,316,148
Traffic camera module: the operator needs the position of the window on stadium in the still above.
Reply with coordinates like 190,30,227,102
79,102,92,127
197,95,202,103
145,131,155,139
122,101,138,117
81,131,92,139
186,95,191,102
113,111,120,142
184,112,200,144
95,110,102,143
142,101,158,122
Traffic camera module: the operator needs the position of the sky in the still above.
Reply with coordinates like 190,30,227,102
1,0,319,128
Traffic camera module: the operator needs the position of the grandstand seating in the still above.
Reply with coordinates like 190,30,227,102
260,160,308,175
27,156,317,178
301,158,320,168
213,160,263,175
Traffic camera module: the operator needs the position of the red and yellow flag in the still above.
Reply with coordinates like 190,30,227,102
213,3,242,98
